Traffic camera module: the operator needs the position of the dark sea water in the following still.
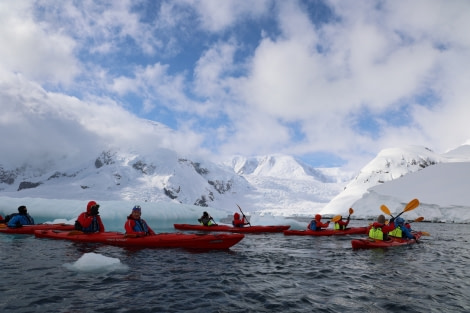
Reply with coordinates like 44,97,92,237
1,221,469,313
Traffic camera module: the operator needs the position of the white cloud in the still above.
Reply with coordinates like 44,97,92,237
0,2,79,85
1,0,470,174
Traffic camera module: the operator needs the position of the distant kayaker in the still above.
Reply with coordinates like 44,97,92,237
6,206,35,228
388,217,417,240
74,201,105,233
198,211,217,226
125,205,156,236
308,214,330,231
232,212,249,227
333,215,350,230
368,214,395,241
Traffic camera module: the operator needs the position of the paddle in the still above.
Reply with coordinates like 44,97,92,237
409,216,424,223
380,199,420,219
236,204,251,226
331,208,354,223
331,215,341,222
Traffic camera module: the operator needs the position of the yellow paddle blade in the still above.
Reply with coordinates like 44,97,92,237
404,198,420,212
421,231,431,236
414,216,424,222
380,204,391,215
331,215,341,222
349,208,354,215
0,223,6,228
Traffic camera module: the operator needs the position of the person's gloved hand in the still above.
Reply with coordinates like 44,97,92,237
389,217,395,224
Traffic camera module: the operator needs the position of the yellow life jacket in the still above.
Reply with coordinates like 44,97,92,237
369,227,384,240
334,222,346,230
388,227,403,238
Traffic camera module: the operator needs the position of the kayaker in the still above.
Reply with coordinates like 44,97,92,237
368,214,395,241
74,201,105,233
308,214,330,231
334,215,350,230
232,212,248,227
388,217,416,240
198,211,217,226
124,205,156,236
6,206,35,227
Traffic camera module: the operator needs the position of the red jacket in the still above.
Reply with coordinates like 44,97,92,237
76,212,105,233
125,216,156,236
232,213,247,227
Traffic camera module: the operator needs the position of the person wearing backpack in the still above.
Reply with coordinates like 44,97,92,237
7,206,35,228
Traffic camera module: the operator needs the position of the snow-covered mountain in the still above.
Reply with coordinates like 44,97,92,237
0,149,350,215
1,144,469,224
322,145,470,223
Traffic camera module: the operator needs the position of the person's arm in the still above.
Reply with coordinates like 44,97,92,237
145,221,156,235
382,222,395,233
97,216,105,232
319,221,330,228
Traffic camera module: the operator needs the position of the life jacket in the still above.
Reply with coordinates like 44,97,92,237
132,219,150,234
199,216,214,226
334,222,346,230
369,225,387,240
309,220,318,231
81,216,101,233
388,227,403,238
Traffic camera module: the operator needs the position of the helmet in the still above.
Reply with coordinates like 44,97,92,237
132,205,141,212
234,212,240,219
315,214,322,221
395,217,405,226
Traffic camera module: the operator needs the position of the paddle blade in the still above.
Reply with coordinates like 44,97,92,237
421,231,431,236
380,204,391,216
349,208,354,215
413,216,424,223
404,199,420,212
331,215,341,222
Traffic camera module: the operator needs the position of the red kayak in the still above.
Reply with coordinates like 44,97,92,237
0,223,75,234
174,224,290,233
351,232,423,250
34,230,244,250
283,227,368,236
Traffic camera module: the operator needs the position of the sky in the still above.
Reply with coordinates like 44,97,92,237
1,0,470,172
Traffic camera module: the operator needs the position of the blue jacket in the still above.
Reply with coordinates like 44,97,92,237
7,214,35,227
400,225,415,239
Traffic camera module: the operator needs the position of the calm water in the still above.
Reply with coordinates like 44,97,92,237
1,221,469,313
